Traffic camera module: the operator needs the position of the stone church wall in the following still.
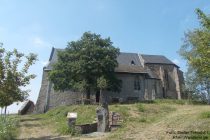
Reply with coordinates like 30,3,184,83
35,64,183,113
35,70,83,113
35,70,49,113
145,64,184,99
48,88,82,109
103,73,163,102
103,73,145,103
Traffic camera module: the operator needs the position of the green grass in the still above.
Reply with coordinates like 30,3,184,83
33,101,178,136
32,103,145,135
0,115,19,140
107,103,177,139
200,111,210,119
33,105,97,135
154,99,207,105
136,103,145,112
26,99,209,138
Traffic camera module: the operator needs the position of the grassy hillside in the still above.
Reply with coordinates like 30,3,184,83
17,99,210,140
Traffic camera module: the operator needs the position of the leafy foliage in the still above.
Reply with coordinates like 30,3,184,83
0,43,37,111
97,76,108,90
49,32,121,98
179,9,210,103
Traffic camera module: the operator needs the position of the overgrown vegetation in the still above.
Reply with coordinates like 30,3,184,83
0,116,18,140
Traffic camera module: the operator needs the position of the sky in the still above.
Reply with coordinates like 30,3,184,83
0,0,210,113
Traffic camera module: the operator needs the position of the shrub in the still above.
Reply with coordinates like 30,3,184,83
0,116,18,140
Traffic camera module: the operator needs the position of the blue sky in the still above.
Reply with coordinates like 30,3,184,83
0,0,209,113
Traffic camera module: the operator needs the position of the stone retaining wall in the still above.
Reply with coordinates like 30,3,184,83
75,123,97,134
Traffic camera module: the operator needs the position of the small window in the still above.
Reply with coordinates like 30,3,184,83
131,60,135,65
134,76,141,90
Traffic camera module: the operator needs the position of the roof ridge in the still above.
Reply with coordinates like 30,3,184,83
141,54,165,57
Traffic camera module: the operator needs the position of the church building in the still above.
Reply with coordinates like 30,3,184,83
35,48,184,113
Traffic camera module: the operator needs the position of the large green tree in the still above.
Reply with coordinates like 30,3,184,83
49,32,121,102
179,9,210,103
0,43,37,115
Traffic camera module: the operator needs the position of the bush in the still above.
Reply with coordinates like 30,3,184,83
0,116,18,140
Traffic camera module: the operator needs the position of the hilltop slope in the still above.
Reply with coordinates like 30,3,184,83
17,100,210,140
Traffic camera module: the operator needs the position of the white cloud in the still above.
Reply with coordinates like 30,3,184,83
32,37,51,48
33,37,43,45
40,60,49,66
172,59,180,65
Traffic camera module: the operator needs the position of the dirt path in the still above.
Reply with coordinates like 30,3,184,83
17,115,68,140
118,105,210,140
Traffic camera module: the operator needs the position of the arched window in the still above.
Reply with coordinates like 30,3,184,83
134,76,141,90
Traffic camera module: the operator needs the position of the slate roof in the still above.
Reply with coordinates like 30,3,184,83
115,65,147,74
141,54,177,66
117,52,142,66
44,48,179,79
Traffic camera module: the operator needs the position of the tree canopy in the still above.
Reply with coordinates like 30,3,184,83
179,9,210,103
49,32,121,99
0,43,37,113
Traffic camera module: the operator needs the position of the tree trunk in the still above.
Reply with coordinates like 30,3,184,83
1,107,2,116
4,106,7,119
99,89,102,105
86,88,90,99
84,88,91,104
207,82,210,105
82,92,84,104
